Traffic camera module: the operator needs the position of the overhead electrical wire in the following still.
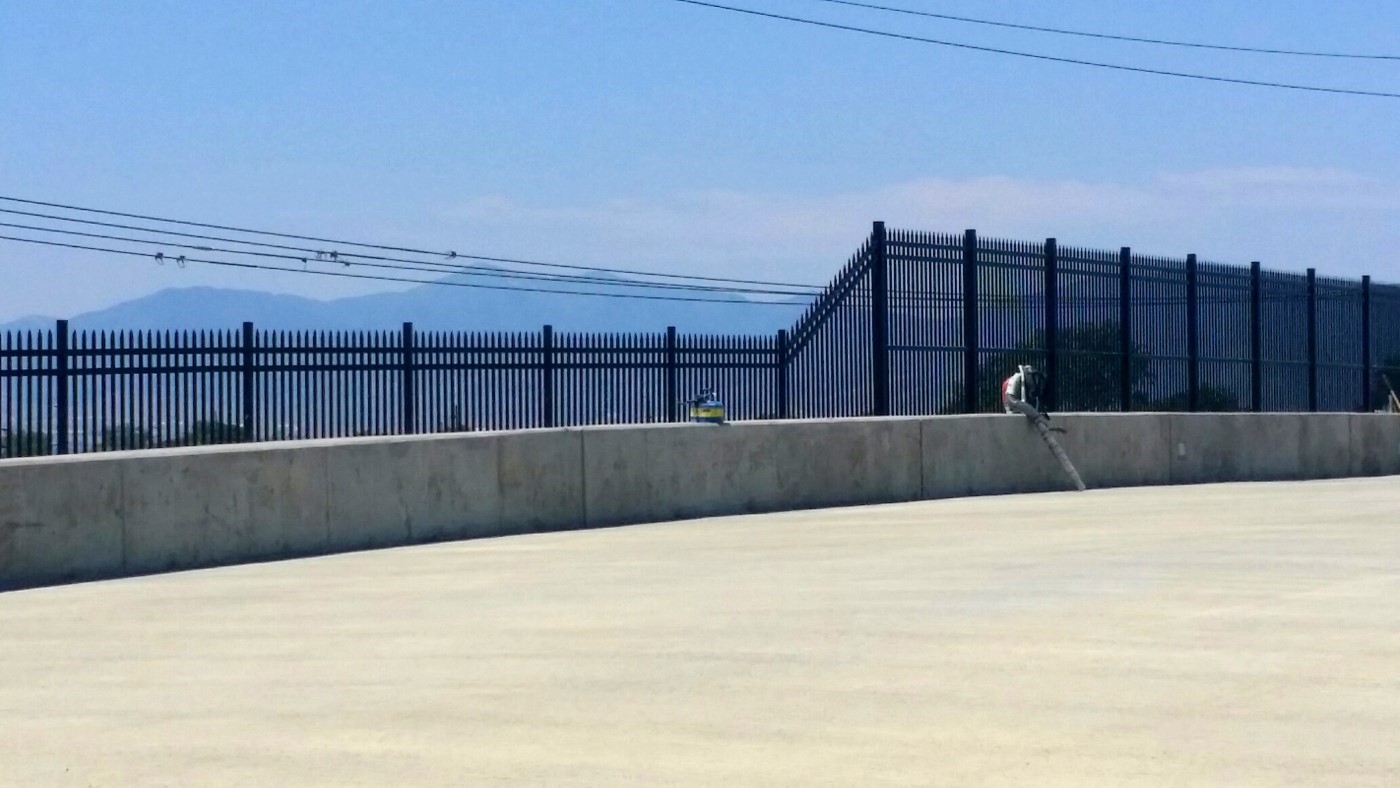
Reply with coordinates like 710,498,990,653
664,0,1400,98
0,224,988,306
804,0,1400,60
1,229,1304,311
0,195,823,291
0,220,818,298
1,197,1314,310
0,232,1318,313
0,206,797,296
0,235,811,306
0,196,960,305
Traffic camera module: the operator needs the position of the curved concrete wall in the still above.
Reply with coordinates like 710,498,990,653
3,413,1398,590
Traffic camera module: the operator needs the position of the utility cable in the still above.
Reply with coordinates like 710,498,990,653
2,223,1329,308
0,195,824,290
666,0,1400,98
805,0,1400,60
0,221,818,298
0,235,809,306
0,207,814,296
0,232,1318,312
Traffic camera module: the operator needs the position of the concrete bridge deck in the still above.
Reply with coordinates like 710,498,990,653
3,478,1398,786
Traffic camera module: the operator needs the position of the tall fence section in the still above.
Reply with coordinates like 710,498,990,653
5,223,1400,456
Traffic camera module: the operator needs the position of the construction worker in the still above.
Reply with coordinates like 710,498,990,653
1001,363,1083,490
1002,364,1046,418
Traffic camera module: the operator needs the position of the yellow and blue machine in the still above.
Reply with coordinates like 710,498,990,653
687,388,725,424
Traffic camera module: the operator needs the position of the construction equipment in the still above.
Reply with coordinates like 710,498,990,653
1006,399,1086,492
1383,374,1400,414
686,387,726,424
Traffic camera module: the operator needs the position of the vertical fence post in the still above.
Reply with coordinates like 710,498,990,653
665,326,678,422
1250,262,1262,412
402,321,416,434
55,319,69,454
1186,253,1199,412
542,324,555,428
1118,247,1132,412
776,329,789,420
1307,268,1318,412
1361,275,1372,412
962,229,979,413
1044,238,1058,412
241,321,255,442
870,221,889,416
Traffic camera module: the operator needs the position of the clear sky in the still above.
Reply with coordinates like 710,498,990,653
2,0,1398,322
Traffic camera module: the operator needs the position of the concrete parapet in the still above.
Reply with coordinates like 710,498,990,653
770,418,922,510
1298,414,1354,480
324,433,501,549
581,419,921,527
922,413,1173,498
1169,413,1362,485
1351,414,1400,477
500,429,584,534
121,444,330,576
1056,413,1174,490
923,415,1057,497
2,412,1397,590
1170,415,1280,484
0,455,124,588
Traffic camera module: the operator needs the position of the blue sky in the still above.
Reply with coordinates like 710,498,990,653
2,0,1398,322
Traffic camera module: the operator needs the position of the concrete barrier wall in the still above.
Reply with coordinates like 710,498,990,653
3,414,1398,590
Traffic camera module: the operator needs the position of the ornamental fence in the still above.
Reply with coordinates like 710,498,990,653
4,223,1398,456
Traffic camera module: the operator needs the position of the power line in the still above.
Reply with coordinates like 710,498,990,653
665,0,1400,98
805,0,1400,60
0,195,823,291
0,234,809,307
0,206,809,296
0,231,1319,313
13,219,1129,306
2,221,1013,304
0,220,819,298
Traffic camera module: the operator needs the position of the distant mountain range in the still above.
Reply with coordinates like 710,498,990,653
2,271,812,336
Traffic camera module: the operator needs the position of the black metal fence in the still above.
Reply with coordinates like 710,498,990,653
5,223,1400,457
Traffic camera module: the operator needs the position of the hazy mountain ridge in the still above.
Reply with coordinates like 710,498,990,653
3,273,812,336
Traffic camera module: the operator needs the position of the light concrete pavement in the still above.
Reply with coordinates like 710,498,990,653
3,478,1398,786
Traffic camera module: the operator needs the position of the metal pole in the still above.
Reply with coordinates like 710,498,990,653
55,319,69,454
1250,262,1262,412
1362,276,1372,413
1044,238,1058,412
542,324,555,428
870,221,889,416
402,322,416,434
776,328,789,420
241,321,255,442
963,229,979,413
1186,254,1199,412
1307,268,1317,412
1119,247,1132,412
665,326,678,422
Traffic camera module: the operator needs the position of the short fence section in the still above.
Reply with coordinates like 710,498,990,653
5,223,1400,456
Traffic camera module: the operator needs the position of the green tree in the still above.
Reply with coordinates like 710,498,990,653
0,429,52,458
177,420,245,446
100,424,153,451
1147,384,1240,413
940,320,1153,413
1054,322,1153,412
